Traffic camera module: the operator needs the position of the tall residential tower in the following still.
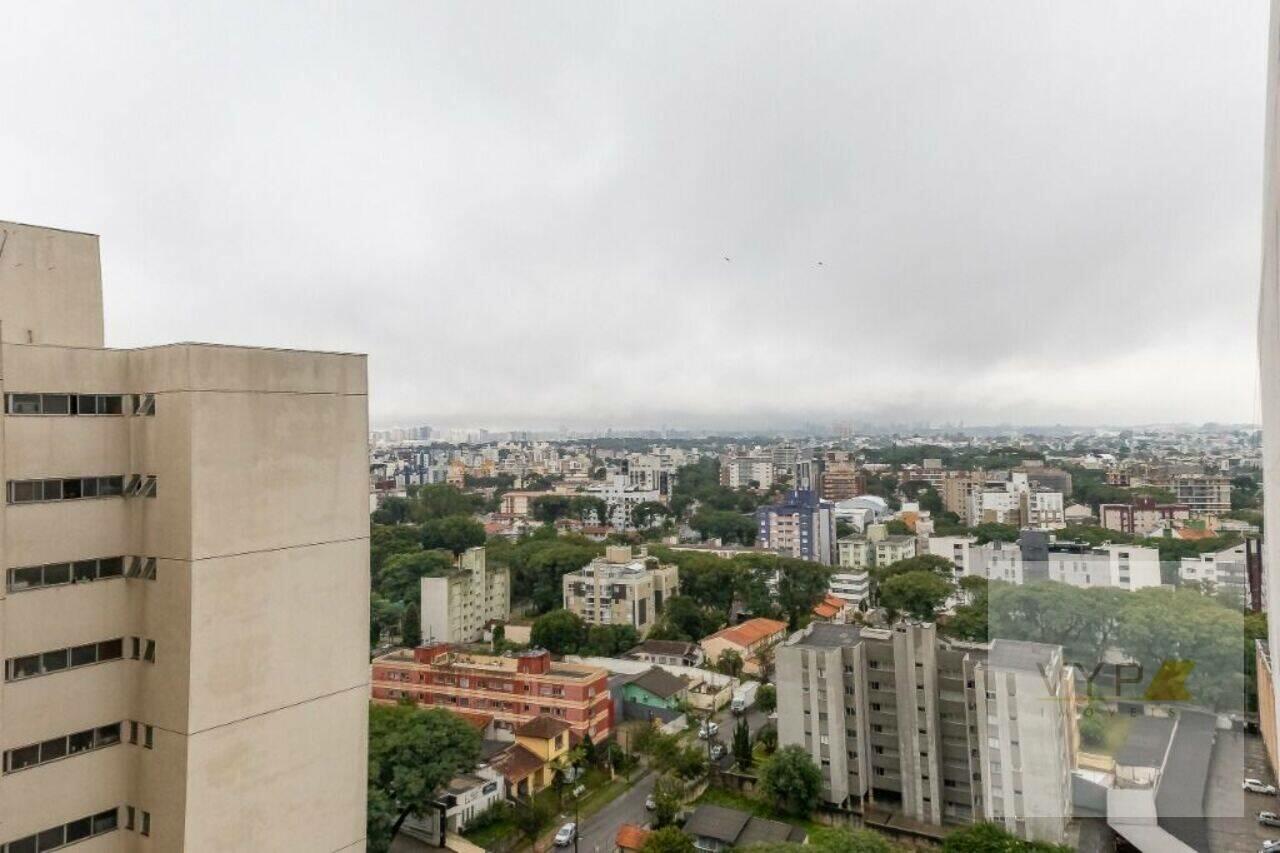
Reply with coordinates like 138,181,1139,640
0,222,369,851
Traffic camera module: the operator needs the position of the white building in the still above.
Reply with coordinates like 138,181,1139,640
421,547,511,644
584,474,661,528
967,473,1065,530
720,454,775,490
927,535,1161,591
1179,541,1249,603
833,495,890,533
832,523,917,606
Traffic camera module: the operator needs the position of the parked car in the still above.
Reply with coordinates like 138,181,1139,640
698,721,719,739
645,794,656,810
1246,778,1278,795
1261,812,1280,828
554,823,577,847
1260,841,1280,853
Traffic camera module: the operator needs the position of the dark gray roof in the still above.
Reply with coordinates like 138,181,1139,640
1115,716,1175,767
736,816,805,846
684,805,750,843
795,622,864,648
1156,710,1215,851
988,639,1059,673
628,640,698,657
625,667,688,700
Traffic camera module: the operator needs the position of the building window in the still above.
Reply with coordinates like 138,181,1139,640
2,723,122,774
7,476,126,504
4,393,126,416
132,394,157,416
1,808,118,852
5,638,124,681
6,555,129,593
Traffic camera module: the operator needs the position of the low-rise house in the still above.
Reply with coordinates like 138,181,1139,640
683,804,807,852
626,639,705,667
402,765,506,846
699,617,788,676
811,592,850,622
489,715,573,799
619,666,689,711
615,824,651,852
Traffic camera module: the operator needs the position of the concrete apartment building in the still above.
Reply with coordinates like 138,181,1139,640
755,490,837,565
832,524,917,607
926,533,1160,591
967,473,1065,529
370,644,613,740
1178,541,1249,602
1098,497,1191,536
1167,473,1232,515
583,474,660,529
421,546,510,644
0,222,369,851
775,622,1072,845
718,453,774,490
562,546,678,635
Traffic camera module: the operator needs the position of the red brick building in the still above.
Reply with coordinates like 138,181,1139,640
371,643,614,740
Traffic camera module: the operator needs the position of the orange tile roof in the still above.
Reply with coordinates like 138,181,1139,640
616,824,651,850
812,594,846,619
449,710,493,732
704,617,788,648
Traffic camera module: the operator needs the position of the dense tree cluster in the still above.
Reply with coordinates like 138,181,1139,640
528,609,639,656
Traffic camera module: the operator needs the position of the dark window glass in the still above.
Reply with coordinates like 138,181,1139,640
41,480,63,501
92,809,118,834
73,560,97,582
96,724,121,746
36,826,64,851
141,812,150,836
143,640,156,663
9,566,43,591
65,817,92,843
60,478,81,500
99,476,123,496
9,835,38,853
39,737,67,762
77,394,98,415
100,395,123,415
98,638,123,661
8,743,40,771
10,655,41,679
10,481,37,503
98,557,124,578
41,649,68,673
70,644,97,667
9,393,41,414
40,394,70,415
43,563,70,586
67,730,93,754
144,726,154,748
131,637,141,659
82,477,99,498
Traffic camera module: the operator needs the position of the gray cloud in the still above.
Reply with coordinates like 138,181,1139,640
0,1,1266,429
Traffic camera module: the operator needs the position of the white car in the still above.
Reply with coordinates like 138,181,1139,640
554,823,576,847
1262,812,1280,828
710,742,725,760
1246,778,1278,795
1261,841,1280,853
645,794,656,810
698,722,719,739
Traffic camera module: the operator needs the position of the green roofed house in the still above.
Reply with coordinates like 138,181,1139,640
620,666,689,710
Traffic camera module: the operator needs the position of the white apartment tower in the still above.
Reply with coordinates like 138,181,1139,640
421,546,510,644
0,222,369,851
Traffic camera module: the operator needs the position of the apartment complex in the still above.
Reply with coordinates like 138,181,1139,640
421,546,510,644
561,546,678,635
1167,474,1231,515
370,644,613,739
583,474,660,528
1099,497,1191,536
927,532,1161,591
719,453,774,490
775,622,1072,845
1179,541,1249,602
0,222,369,851
755,490,837,565
966,473,1065,530
832,524,918,607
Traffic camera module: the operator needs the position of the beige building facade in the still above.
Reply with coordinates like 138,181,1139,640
562,546,678,635
421,546,510,644
0,222,369,851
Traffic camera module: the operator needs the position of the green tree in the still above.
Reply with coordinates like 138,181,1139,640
879,571,953,621
884,519,912,536
531,494,572,523
743,826,901,853
690,509,757,545
971,523,1020,544
367,703,482,852
759,745,823,817
371,496,413,525
642,825,696,853
371,523,422,576
400,602,422,647
420,515,486,555
376,549,455,604
757,683,777,713
648,595,721,641
717,649,745,679
650,774,686,828
412,484,485,522
755,725,778,754
510,796,554,847
530,608,586,654
582,624,639,657
370,593,404,647
942,822,1071,852
569,495,609,524
1078,709,1106,749
633,501,673,528
732,718,753,769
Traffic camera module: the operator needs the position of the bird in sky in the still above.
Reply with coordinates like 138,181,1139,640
723,257,731,262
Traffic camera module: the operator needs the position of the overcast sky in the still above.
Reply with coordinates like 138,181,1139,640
0,1,1268,430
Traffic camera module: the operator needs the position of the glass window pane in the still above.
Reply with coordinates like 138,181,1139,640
99,476,123,496
98,557,124,578
11,481,37,503
10,393,41,414
36,826,64,851
9,566,43,591
41,649,68,673
73,560,97,582
59,479,80,500
143,640,156,663
80,477,98,498
70,644,97,667
67,730,94,754
39,737,67,762
77,394,98,415
144,726,154,748
41,480,63,501
97,638,123,661
65,817,92,843
9,835,38,853
96,724,121,746
100,395,123,415
8,743,40,771
42,564,70,586
40,394,69,415
92,809,118,834
10,655,41,679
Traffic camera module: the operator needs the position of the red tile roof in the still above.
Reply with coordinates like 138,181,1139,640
515,715,571,740
703,617,788,649
812,594,846,619
616,824,651,850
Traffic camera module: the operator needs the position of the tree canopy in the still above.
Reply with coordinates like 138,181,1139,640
759,745,823,817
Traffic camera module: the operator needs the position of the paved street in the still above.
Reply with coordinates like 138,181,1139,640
569,769,656,853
